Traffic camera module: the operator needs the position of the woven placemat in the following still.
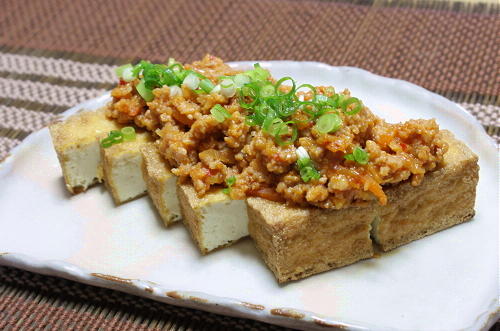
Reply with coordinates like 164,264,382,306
0,0,498,330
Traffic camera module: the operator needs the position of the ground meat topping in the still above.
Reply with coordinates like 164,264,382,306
107,55,448,209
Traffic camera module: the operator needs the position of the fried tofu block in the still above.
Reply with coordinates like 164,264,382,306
140,143,181,226
100,131,153,205
177,183,248,254
49,108,120,194
372,130,479,251
247,199,375,283
248,131,478,283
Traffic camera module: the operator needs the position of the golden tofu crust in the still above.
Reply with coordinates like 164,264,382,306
247,131,478,282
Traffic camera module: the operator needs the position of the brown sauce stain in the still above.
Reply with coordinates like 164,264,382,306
241,302,265,310
144,287,154,293
189,296,208,304
166,291,183,299
313,318,348,329
0,153,12,164
91,273,133,285
270,308,304,319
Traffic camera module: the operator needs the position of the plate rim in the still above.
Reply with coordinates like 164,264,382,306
0,61,498,331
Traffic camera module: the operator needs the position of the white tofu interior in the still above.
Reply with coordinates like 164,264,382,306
64,141,101,190
199,195,249,252
110,153,147,202
162,173,181,223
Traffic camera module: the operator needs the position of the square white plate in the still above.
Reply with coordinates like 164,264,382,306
0,61,498,331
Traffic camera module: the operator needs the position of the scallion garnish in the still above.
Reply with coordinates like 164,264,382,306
274,120,298,146
183,73,200,90
222,176,236,195
295,147,321,182
115,64,135,82
121,126,136,141
315,113,342,134
100,127,136,148
341,97,363,115
344,146,369,164
234,74,251,88
220,79,236,97
244,63,269,82
136,79,154,102
199,79,215,93
210,104,231,122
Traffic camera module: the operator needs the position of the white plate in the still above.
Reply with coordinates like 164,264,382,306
0,62,498,331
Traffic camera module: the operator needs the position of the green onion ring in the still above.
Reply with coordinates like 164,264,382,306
298,101,323,118
315,113,342,134
342,97,363,115
210,104,231,122
121,126,136,141
136,79,154,102
168,63,184,72
275,77,296,97
100,137,114,148
239,83,260,109
296,84,317,99
275,120,298,146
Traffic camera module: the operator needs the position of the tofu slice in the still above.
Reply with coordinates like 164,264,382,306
140,143,181,226
100,131,154,205
372,130,479,251
49,108,120,194
247,198,375,283
177,183,248,254
247,130,478,283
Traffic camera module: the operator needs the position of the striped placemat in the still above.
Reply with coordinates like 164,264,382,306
0,0,498,330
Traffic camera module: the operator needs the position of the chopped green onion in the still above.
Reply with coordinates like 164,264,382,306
274,120,298,146
211,84,221,94
234,74,251,88
121,126,136,141
296,84,317,99
341,97,363,115
122,67,135,82
344,146,369,165
167,57,177,66
222,175,236,195
275,77,296,97
108,130,123,144
260,84,275,98
226,175,236,186
115,64,129,77
163,68,180,86
169,85,182,97
299,101,323,118
295,147,321,182
315,113,342,134
239,83,260,109
115,64,135,81
199,79,215,93
210,104,231,122
314,94,329,103
183,73,200,90
136,79,154,102
244,63,269,82
100,137,114,148
220,79,234,89
220,79,236,97
101,127,136,148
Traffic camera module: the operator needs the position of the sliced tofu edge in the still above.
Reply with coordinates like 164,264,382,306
177,183,249,254
140,142,182,226
49,108,119,194
100,132,152,205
